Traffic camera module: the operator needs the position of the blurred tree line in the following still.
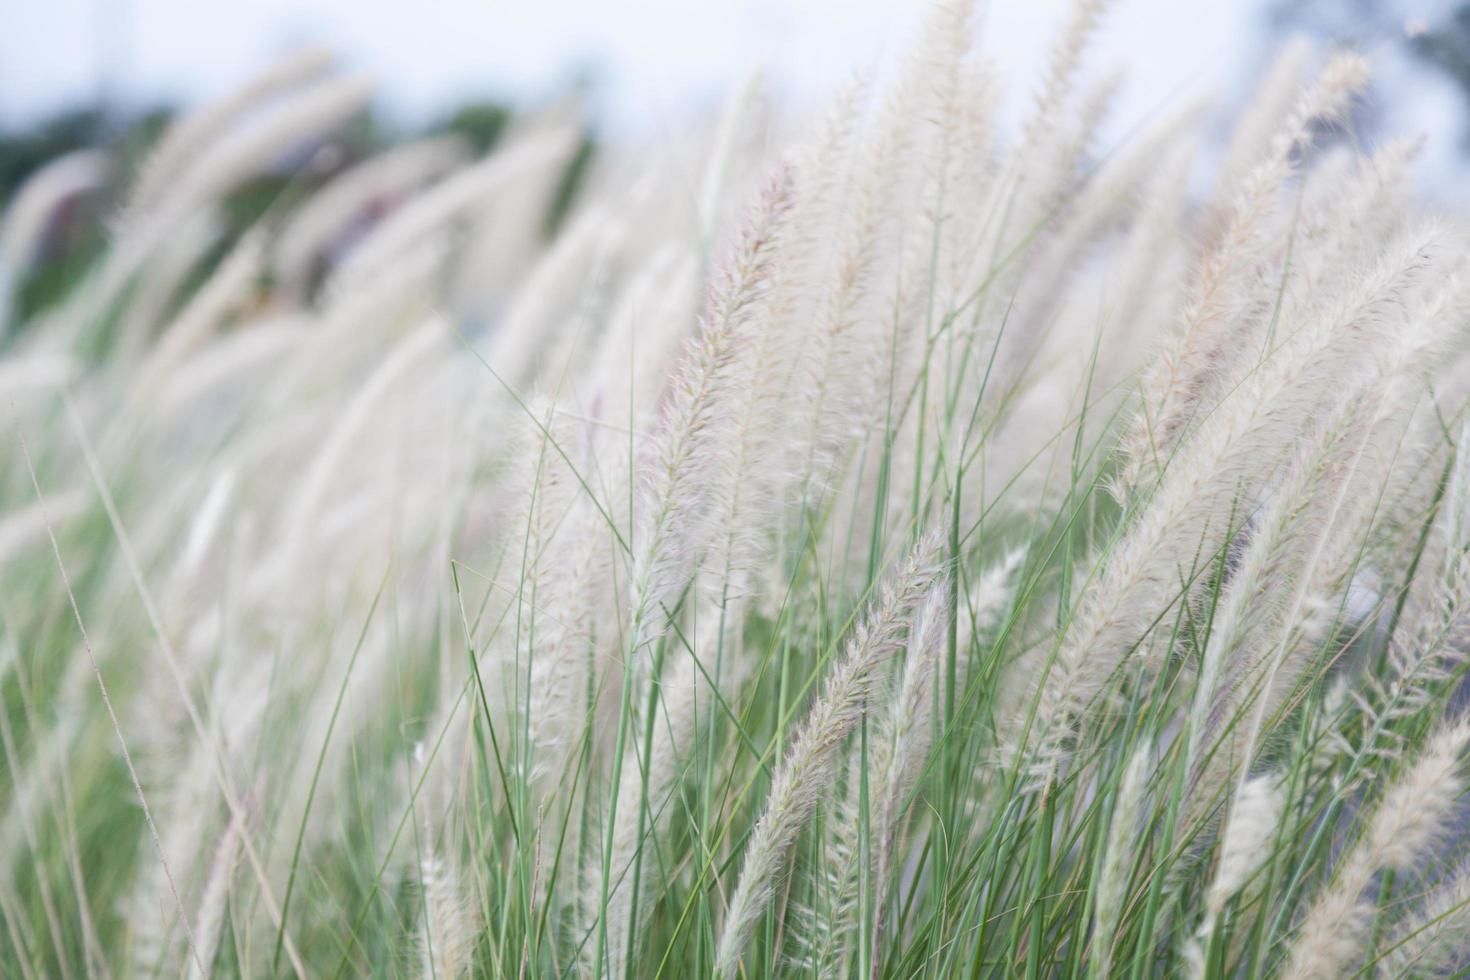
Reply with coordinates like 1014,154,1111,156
0,99,523,207
0,93,593,324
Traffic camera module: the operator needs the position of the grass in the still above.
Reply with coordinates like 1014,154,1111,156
4,1,1470,977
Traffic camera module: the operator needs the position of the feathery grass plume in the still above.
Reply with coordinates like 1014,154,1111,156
1223,248,1466,779
779,74,866,282
872,572,958,866
149,313,305,420
696,72,770,244
272,135,470,291
700,165,822,606
913,0,976,235
628,165,795,645
996,0,1112,245
584,168,794,974
264,231,449,399
0,349,77,395
0,150,109,277
1119,52,1370,495
1182,414,1360,797
701,83,868,580
127,47,336,212
126,656,270,978
111,207,224,357
1026,0,1110,150
860,565,961,965
794,551,1016,977
1025,225,1441,786
1095,139,1195,368
523,479,620,787
450,106,588,309
1288,138,1420,303
1149,56,1368,411
930,59,1000,313
790,754,868,976
327,126,577,292
273,320,448,584
416,843,472,980
1381,858,1470,976
162,71,375,217
511,398,613,798
589,613,734,977
790,2,955,503
412,744,473,980
62,70,371,341
0,650,101,973
1091,743,1152,978
1344,418,1470,765
1184,772,1284,977
959,548,1026,654
1371,353,1470,548
1010,98,1200,346
1209,39,1311,220
133,228,265,396
980,0,1113,250
486,203,624,393
1182,275,1462,837
583,246,698,428
186,806,246,980
715,532,943,977
1282,718,1470,979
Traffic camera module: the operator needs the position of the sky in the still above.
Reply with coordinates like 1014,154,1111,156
0,0,1464,186
1,0,1255,136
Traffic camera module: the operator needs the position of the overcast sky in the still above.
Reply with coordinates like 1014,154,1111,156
3,0,1465,187
1,1,1256,132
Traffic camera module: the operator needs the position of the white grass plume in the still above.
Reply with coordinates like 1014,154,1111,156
1381,858,1470,976
629,167,795,647
162,71,375,219
273,135,470,290
128,47,336,212
187,806,246,980
1120,52,1370,494
714,532,943,977
1184,772,1284,978
1283,718,1470,979
792,548,1022,976
0,150,109,276
328,127,577,292
591,615,734,978
1027,224,1442,787
134,229,265,397
1091,743,1152,977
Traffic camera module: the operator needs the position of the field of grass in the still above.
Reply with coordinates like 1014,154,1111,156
5,1,1470,976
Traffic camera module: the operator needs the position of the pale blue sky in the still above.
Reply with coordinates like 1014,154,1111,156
1,0,1252,134
1,0,1463,187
